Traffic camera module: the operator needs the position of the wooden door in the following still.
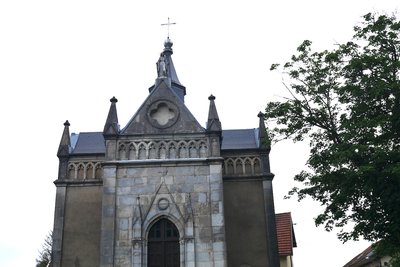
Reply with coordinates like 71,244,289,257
148,218,180,267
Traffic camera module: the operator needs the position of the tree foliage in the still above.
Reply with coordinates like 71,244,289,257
36,231,52,267
266,12,400,258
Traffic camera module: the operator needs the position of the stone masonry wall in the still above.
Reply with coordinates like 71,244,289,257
108,161,227,267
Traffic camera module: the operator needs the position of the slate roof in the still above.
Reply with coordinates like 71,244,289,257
221,128,260,150
276,212,297,256
71,132,106,154
69,128,260,155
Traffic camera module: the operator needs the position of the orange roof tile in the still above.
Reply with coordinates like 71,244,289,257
276,212,297,256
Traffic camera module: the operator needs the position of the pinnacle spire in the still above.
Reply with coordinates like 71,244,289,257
57,120,71,157
206,95,222,132
258,112,270,149
57,120,71,180
103,96,119,136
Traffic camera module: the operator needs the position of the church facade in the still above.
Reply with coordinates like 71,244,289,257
52,38,280,267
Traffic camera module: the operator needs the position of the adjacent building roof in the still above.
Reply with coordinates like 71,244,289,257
342,245,377,267
276,212,297,256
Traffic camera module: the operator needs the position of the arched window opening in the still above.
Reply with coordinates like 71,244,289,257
77,164,84,180
235,159,244,175
244,159,252,175
86,164,94,179
254,158,261,174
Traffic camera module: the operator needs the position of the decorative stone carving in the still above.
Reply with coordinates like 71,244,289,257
223,156,262,176
156,53,168,78
157,198,169,210
67,161,103,180
147,100,179,129
117,139,208,160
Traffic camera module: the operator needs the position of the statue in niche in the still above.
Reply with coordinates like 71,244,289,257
156,53,168,78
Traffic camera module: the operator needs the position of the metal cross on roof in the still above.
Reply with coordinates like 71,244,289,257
161,17,176,38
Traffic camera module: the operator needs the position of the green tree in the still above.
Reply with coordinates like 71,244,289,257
36,231,52,267
266,12,400,262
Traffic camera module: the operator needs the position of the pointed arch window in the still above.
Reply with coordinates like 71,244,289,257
148,218,180,267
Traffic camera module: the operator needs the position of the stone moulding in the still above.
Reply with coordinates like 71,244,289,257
116,139,209,160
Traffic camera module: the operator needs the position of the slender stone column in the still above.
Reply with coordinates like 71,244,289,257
100,165,117,267
51,186,67,267
262,178,279,267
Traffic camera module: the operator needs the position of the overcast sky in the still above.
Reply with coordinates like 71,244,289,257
1,1,399,266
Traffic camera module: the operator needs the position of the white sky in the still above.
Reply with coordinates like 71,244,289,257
0,1,398,266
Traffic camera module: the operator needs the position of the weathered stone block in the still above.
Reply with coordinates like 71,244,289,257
209,164,221,174
194,183,208,192
135,184,156,194
164,175,174,184
133,177,147,185
116,186,130,195
127,167,143,177
195,175,209,184
121,210,134,219
212,213,224,227
176,167,195,176
116,168,127,177
198,192,207,203
103,206,115,217
148,176,162,185
211,182,222,190
118,218,129,230
103,168,117,178
210,173,221,183
194,166,209,175
117,178,133,187
211,190,222,202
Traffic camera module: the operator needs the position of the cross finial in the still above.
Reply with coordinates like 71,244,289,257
161,17,176,39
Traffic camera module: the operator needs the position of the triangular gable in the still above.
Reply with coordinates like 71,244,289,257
121,79,205,135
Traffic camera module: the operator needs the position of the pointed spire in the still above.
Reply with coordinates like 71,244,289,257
57,120,71,157
103,96,119,136
206,95,222,132
151,39,186,101
156,38,178,82
258,112,270,149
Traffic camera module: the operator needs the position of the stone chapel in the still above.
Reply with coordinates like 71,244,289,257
51,38,286,267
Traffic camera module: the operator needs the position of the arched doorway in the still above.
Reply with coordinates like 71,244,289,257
148,218,180,267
